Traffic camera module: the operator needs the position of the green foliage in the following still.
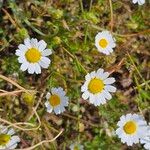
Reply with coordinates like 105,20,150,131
1,56,20,74
99,98,128,126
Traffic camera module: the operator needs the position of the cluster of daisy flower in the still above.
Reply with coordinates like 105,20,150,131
0,0,147,149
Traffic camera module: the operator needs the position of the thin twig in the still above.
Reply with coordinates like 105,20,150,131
15,129,63,150
107,58,125,74
0,90,26,97
109,0,113,32
0,89,8,92
0,74,29,93
2,8,20,31
7,122,35,128
0,108,41,131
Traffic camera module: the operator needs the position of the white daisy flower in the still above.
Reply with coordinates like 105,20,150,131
0,125,20,149
140,126,150,150
95,30,116,55
81,68,116,106
16,38,52,74
132,0,145,5
116,113,148,146
45,87,69,115
69,143,84,150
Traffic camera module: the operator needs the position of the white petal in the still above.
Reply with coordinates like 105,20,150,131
138,0,145,5
103,90,112,100
115,128,122,136
47,107,53,113
57,88,66,97
8,143,17,149
51,88,57,94
98,93,107,104
126,113,132,120
41,57,50,64
85,73,91,80
121,135,128,144
15,50,24,56
93,94,101,106
12,136,20,143
126,140,134,146
62,97,68,106
24,38,31,48
27,64,36,74
132,0,137,3
54,107,61,115
38,40,47,51
82,91,90,100
18,44,27,51
6,136,20,149
46,92,51,100
90,71,96,78
101,72,110,80
39,57,51,68
104,77,115,84
20,62,29,71
30,38,38,48
18,56,27,63
0,126,8,134
89,94,95,104
81,82,88,92
34,63,41,74
45,101,50,107
7,129,15,136
105,85,116,93
96,68,104,77
102,49,111,55
59,105,66,113
117,115,126,126
42,49,52,56
107,48,113,53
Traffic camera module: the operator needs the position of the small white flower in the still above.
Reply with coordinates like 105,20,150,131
16,38,52,74
45,87,69,115
116,113,148,146
69,143,84,150
81,68,116,106
140,126,150,150
0,125,20,149
132,0,145,5
95,30,116,55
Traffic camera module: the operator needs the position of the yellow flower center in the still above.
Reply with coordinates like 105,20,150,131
123,121,137,134
25,48,41,63
99,38,108,48
88,78,104,94
49,94,61,107
74,146,79,150
0,134,11,146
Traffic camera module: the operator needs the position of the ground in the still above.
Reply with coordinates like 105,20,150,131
0,0,150,150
